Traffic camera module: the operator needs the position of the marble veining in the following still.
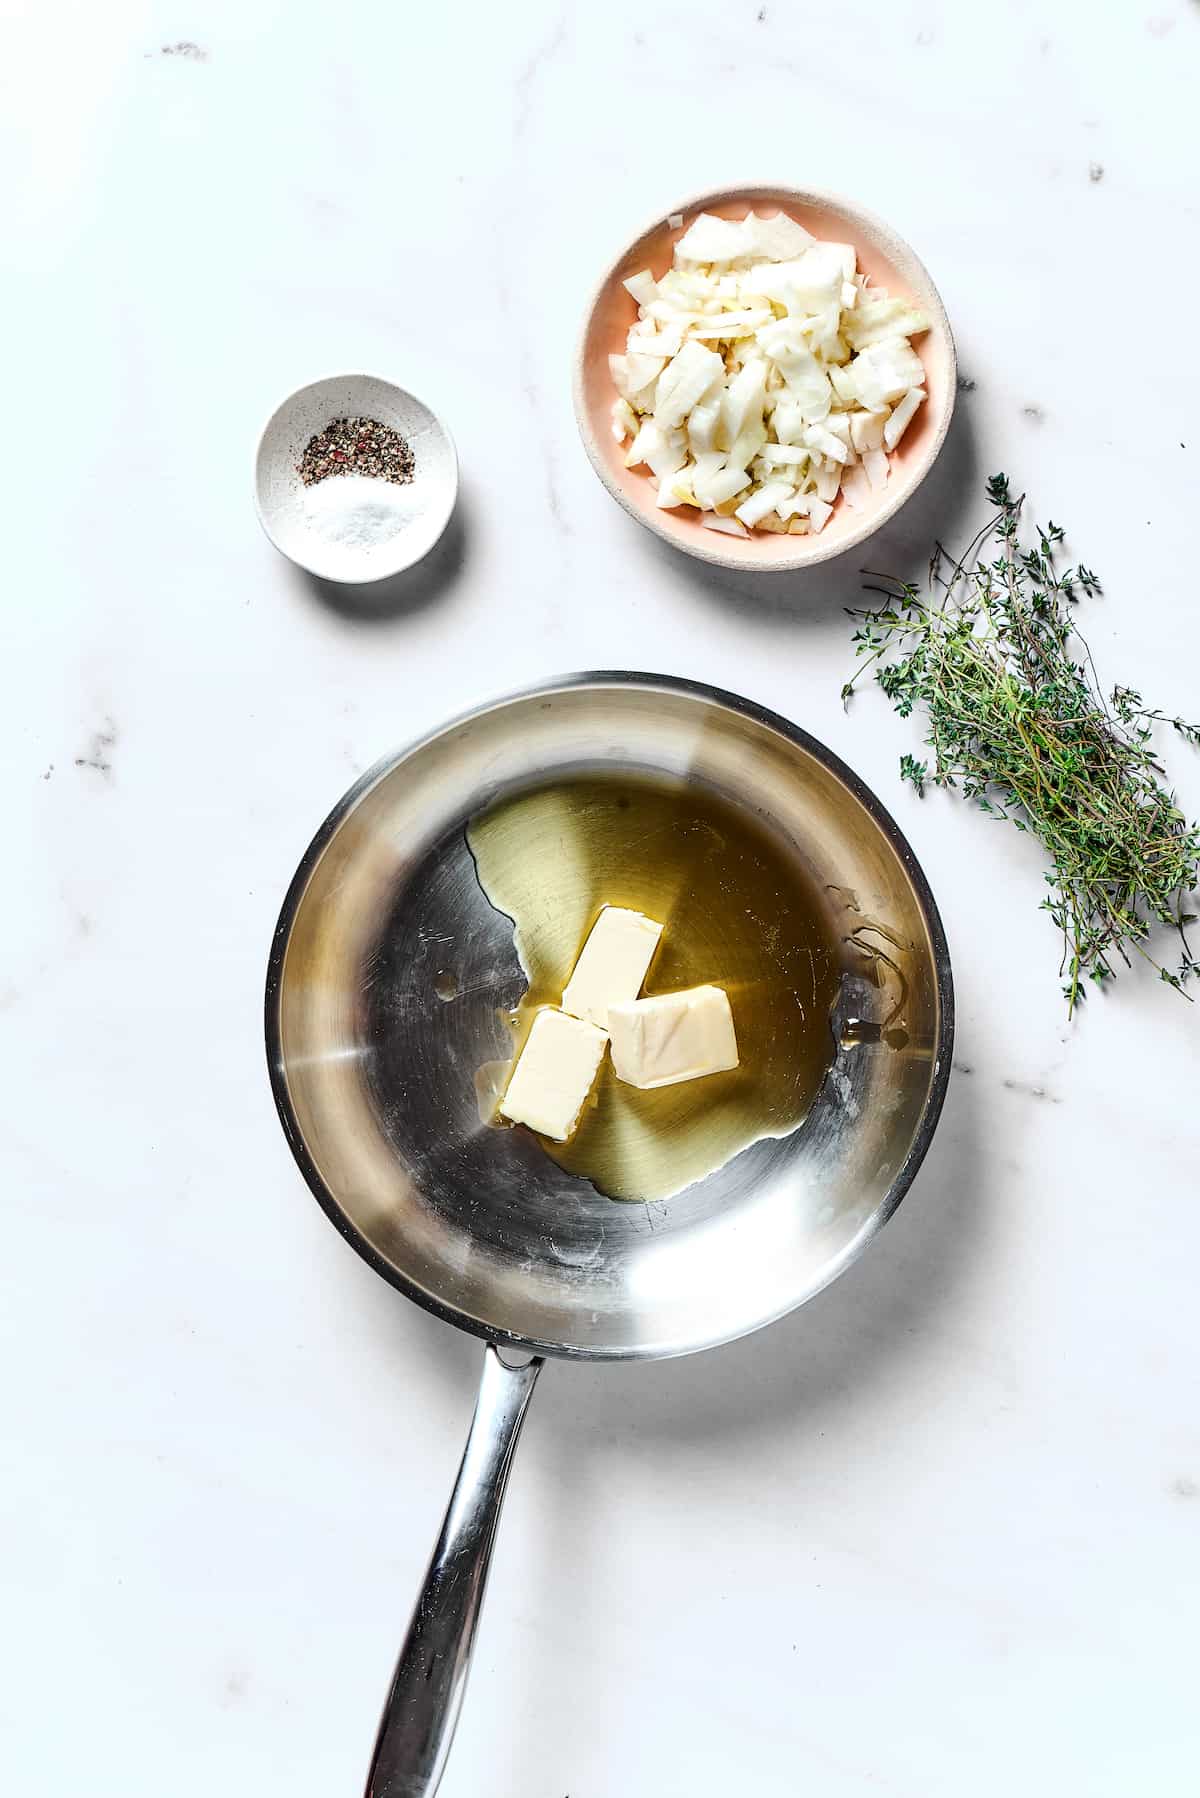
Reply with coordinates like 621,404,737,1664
73,717,118,780
6,2,1199,1796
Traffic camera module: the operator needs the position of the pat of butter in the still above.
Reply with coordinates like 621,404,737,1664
608,984,738,1090
499,1007,608,1141
561,905,664,1029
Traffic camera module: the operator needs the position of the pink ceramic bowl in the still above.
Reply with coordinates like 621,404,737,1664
574,185,956,572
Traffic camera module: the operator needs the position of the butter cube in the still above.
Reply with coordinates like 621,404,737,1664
499,1008,608,1141
561,906,663,1029
608,985,738,1091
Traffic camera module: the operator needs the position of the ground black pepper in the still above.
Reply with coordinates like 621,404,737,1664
298,416,415,487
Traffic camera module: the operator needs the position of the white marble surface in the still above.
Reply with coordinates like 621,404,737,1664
5,2,1199,1792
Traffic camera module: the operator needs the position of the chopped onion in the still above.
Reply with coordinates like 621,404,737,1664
743,211,815,260
758,442,810,466
828,364,858,406
843,298,931,351
626,351,666,390
623,270,658,308
864,447,891,490
736,480,794,526
699,465,753,508
720,358,768,446
850,409,887,453
883,387,926,449
687,391,723,456
813,462,842,503
611,398,638,443
689,309,772,339
675,212,754,264
608,207,931,534
851,340,926,409
803,422,849,465
655,341,726,428
840,467,872,510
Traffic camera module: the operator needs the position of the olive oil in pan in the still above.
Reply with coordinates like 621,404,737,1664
466,772,841,1203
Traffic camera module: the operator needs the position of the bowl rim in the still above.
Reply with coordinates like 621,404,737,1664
252,370,459,585
573,183,957,573
265,670,956,1362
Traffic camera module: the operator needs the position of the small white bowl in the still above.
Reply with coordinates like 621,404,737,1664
255,374,458,584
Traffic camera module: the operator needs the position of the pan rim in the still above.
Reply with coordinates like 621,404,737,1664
264,670,955,1362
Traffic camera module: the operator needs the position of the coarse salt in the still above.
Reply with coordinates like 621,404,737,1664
302,474,409,549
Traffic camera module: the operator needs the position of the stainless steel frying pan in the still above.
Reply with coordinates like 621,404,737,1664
265,673,953,1798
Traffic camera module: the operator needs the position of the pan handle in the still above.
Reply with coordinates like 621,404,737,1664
364,1343,543,1798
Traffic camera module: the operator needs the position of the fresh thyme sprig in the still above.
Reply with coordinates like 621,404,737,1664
843,475,1200,1014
